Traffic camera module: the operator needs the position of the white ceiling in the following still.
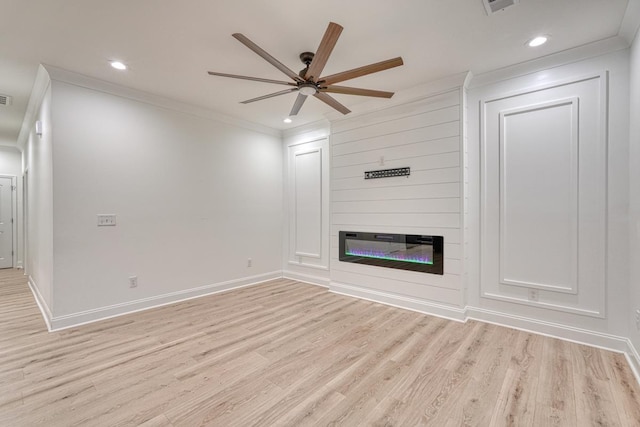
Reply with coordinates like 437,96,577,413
0,0,636,144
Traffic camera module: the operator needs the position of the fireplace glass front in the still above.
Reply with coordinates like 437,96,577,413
339,231,444,274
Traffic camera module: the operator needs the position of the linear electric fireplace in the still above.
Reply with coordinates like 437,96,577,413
339,231,444,274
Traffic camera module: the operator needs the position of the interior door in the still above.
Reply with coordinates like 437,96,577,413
0,177,13,269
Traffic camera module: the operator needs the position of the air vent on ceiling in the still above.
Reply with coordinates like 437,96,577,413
483,0,519,15
0,94,12,106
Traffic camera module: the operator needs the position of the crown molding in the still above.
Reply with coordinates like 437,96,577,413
326,71,470,124
468,36,628,90
16,65,51,151
620,0,640,44
43,65,282,139
282,119,330,144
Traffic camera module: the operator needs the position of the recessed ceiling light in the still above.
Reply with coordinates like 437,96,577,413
527,35,549,47
283,117,292,124
110,61,127,70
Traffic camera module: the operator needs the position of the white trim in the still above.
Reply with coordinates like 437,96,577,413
293,147,323,259
479,71,608,319
42,65,281,138
294,252,321,259
480,291,604,318
283,120,331,143
48,271,282,331
328,281,625,351
28,275,52,331
497,98,579,295
466,306,628,352
326,72,469,124
17,65,52,150
24,269,640,386
468,37,627,90
283,270,330,288
619,0,640,44
326,281,639,385
287,260,329,271
329,281,466,322
481,72,604,105
625,339,640,387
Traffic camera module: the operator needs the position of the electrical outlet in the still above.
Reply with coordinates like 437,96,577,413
247,258,252,267
129,276,138,288
97,214,116,226
528,289,538,301
635,309,640,330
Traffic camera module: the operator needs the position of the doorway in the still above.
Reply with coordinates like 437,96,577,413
0,175,15,269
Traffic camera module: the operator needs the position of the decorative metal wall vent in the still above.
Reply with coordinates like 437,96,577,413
364,167,410,180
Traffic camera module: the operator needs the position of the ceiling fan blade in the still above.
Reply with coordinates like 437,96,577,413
289,93,308,116
314,92,351,115
320,85,394,98
232,33,303,82
208,72,296,86
305,22,343,82
240,88,298,104
319,57,404,86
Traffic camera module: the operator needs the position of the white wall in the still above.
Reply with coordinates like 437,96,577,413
43,68,283,327
629,29,640,353
282,121,331,286
0,146,21,175
468,49,630,343
22,67,54,314
328,79,467,319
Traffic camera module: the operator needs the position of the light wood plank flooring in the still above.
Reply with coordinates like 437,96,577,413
1,269,639,426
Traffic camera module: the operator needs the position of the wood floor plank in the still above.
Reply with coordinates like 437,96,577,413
489,331,544,426
0,268,638,426
572,343,624,426
603,351,640,425
532,337,577,426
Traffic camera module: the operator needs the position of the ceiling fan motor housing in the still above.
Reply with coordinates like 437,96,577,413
299,52,315,65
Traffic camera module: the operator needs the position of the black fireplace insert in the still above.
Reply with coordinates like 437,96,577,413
339,231,444,274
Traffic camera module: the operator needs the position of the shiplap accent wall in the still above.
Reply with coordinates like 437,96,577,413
329,88,465,313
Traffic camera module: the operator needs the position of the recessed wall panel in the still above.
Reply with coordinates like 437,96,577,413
499,99,578,293
480,74,607,318
294,149,322,258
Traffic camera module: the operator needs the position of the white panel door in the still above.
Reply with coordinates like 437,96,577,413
0,177,13,269
481,74,607,317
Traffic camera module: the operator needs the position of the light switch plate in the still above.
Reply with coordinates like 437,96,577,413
97,214,116,226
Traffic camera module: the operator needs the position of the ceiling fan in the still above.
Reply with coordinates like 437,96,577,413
208,22,404,116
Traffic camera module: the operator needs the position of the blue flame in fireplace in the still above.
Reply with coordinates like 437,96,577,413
345,248,433,265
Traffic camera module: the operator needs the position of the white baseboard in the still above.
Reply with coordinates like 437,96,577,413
283,270,330,288
329,281,466,322
49,271,283,331
328,281,640,386
626,339,640,386
466,306,631,354
27,275,52,331
24,270,640,387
